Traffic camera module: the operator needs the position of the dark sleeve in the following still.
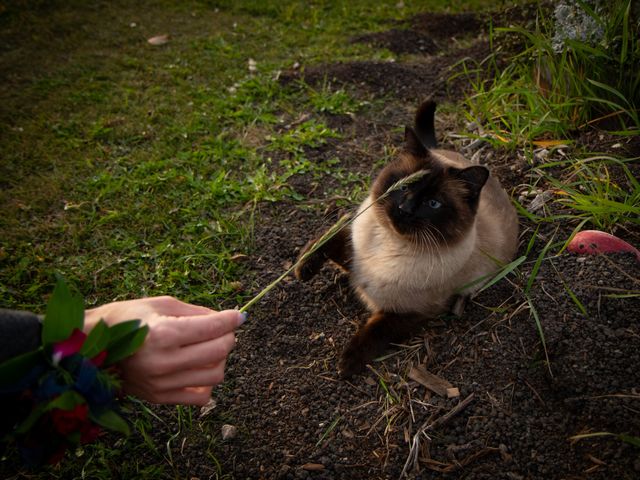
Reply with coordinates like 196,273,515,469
0,308,42,363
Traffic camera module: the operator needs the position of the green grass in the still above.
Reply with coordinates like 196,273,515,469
458,0,640,146
2,0,639,477
0,0,509,477
0,0,498,311
457,0,639,272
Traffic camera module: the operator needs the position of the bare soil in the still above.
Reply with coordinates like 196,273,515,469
195,8,640,480
0,3,638,480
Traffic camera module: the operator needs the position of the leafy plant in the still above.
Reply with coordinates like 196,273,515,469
459,0,640,145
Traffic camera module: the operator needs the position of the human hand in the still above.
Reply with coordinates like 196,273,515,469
84,296,244,405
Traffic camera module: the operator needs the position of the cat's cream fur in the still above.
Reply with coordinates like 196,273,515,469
295,99,519,377
351,148,519,316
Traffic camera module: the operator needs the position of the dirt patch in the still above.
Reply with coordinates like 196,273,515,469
207,206,639,479
282,39,490,105
281,9,496,105
209,6,640,479
352,29,439,56
408,12,484,40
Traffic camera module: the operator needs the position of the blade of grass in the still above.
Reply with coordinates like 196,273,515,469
525,237,555,295
526,295,552,377
239,169,430,313
315,415,342,447
456,255,527,295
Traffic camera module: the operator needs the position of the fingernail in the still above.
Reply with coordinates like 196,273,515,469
238,311,248,326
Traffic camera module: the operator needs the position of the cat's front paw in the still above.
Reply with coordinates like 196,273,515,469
294,253,319,281
338,335,375,379
339,352,368,379
294,238,328,281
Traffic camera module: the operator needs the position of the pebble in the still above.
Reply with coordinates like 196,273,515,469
221,424,238,440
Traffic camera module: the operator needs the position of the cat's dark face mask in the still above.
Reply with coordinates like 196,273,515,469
374,156,489,248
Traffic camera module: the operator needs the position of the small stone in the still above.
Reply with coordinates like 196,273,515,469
221,424,238,440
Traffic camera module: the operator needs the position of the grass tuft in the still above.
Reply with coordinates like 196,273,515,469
459,0,640,146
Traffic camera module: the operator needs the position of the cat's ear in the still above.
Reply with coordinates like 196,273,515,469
404,126,427,157
414,99,438,149
452,165,489,200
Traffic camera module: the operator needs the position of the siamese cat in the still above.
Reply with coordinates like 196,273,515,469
295,100,519,377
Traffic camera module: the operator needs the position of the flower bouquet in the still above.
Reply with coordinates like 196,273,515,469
0,278,148,466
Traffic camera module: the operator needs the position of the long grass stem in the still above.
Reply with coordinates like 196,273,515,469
238,169,429,313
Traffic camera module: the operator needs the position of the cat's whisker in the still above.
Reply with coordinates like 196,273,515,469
428,230,447,287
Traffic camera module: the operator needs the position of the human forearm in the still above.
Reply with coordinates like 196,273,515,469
0,308,42,363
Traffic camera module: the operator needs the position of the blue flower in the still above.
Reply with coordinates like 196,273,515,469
36,372,69,401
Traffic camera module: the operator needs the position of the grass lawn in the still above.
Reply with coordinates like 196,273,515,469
1,0,638,478
1,0,498,311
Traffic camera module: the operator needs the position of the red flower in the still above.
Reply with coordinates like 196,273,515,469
90,350,108,367
50,403,89,436
80,423,101,444
47,444,68,465
52,329,87,364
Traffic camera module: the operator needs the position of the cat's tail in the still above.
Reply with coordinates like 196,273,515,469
414,99,437,149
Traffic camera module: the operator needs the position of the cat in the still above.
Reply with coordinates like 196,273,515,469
295,100,519,377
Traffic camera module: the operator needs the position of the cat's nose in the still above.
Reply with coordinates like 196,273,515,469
398,202,412,214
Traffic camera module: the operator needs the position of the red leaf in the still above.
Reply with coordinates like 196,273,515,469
567,230,640,261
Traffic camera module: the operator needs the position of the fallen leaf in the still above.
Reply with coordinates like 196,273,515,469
148,34,169,46
199,398,217,418
567,230,640,261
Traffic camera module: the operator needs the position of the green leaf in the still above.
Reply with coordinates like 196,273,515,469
107,319,142,345
66,431,81,444
456,255,526,295
46,390,85,411
13,402,48,435
80,319,110,358
0,348,42,387
619,434,640,448
526,295,552,378
476,255,527,295
91,409,130,435
104,325,149,366
525,237,555,295
524,227,539,256
42,276,84,345
15,390,86,435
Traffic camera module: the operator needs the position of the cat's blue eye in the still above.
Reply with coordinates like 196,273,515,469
427,199,442,209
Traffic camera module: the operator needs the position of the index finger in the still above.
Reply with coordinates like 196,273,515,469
172,310,244,346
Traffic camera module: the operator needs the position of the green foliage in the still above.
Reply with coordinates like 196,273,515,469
306,80,365,115
550,156,640,229
43,276,84,344
460,0,640,145
104,323,150,366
